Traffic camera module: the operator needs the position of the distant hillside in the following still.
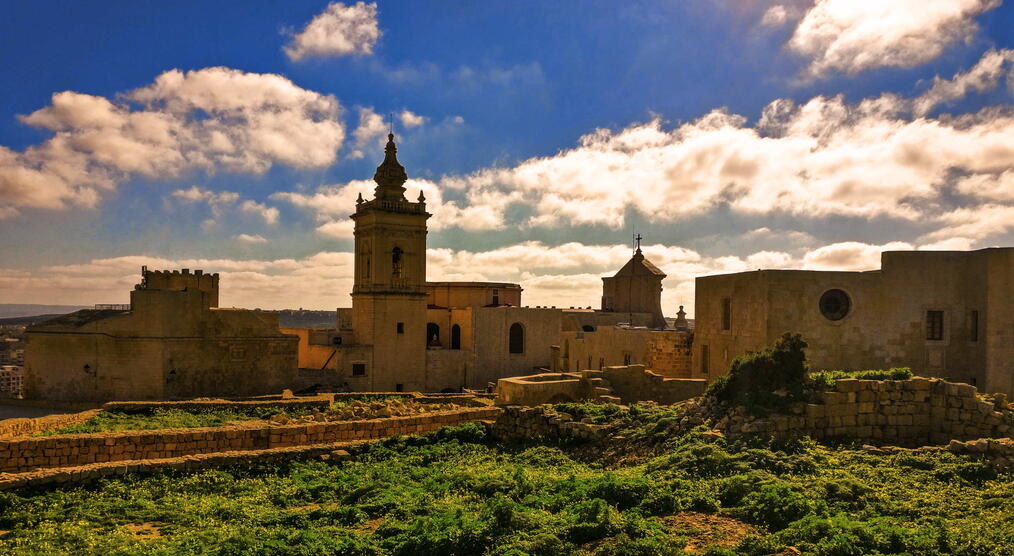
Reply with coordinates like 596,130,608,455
0,304,87,319
0,314,71,326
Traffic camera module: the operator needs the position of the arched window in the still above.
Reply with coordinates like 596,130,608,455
451,324,461,350
426,323,441,347
392,246,403,278
508,323,524,354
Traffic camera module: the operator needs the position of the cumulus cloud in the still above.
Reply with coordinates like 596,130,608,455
240,200,280,225
399,110,425,128
284,1,381,61
274,54,1014,248
171,185,279,228
0,67,344,217
914,49,1014,116
347,107,388,159
787,0,1001,78
801,241,914,270
761,5,790,27
234,233,268,244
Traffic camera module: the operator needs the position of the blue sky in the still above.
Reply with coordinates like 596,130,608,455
1,1,1013,312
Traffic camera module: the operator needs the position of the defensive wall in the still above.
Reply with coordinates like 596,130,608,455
496,365,706,406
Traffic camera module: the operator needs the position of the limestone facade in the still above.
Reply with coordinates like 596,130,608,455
24,268,298,402
693,248,1014,396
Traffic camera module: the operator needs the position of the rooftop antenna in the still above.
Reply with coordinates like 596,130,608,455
388,112,394,135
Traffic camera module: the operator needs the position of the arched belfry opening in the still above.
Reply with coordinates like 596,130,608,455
392,246,404,278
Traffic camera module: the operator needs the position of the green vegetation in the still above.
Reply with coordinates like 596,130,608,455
808,368,914,390
3,418,1011,555
706,334,917,416
41,408,280,435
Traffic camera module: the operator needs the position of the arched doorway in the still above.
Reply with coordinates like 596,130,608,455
508,323,524,354
426,323,441,347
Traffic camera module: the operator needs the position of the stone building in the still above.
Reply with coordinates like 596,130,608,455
293,134,695,392
692,248,1014,397
24,268,298,401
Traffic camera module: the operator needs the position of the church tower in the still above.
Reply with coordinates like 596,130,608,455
351,133,430,391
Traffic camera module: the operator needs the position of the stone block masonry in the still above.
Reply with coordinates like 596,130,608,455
0,406,502,473
716,378,1013,446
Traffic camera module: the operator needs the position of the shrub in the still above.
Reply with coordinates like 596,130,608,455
735,481,819,530
706,333,809,414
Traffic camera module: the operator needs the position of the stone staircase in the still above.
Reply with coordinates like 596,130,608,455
583,371,622,404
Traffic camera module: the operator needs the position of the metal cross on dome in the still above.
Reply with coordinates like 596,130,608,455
634,233,643,253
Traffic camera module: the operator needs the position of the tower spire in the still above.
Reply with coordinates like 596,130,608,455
373,132,408,201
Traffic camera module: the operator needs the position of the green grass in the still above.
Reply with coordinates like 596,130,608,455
3,420,1011,555
40,407,296,436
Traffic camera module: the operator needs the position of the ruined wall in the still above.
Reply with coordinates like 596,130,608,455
594,365,707,404
716,378,1013,446
0,410,100,440
0,406,502,473
645,331,693,377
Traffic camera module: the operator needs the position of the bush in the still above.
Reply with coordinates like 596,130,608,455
706,333,809,414
735,481,820,530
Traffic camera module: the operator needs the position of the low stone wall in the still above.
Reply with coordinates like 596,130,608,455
0,440,372,491
0,409,100,440
716,378,1013,446
0,406,502,473
101,396,336,414
593,365,706,404
496,373,596,405
492,406,607,443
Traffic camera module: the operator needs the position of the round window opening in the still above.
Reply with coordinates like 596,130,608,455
819,289,851,321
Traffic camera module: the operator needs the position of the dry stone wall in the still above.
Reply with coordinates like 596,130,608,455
715,378,1013,446
0,406,501,473
492,406,607,443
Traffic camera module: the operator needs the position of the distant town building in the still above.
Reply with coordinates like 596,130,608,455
0,365,23,396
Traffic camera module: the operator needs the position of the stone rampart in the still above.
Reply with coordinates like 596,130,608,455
0,406,501,473
715,378,1013,446
0,410,100,440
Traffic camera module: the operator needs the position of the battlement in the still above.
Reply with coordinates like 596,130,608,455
136,266,220,307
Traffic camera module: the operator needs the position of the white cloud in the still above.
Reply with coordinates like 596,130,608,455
1,67,344,217
240,200,279,225
801,241,914,270
924,204,1014,243
348,107,388,159
787,0,1001,78
914,49,1014,116
171,185,279,227
399,110,426,128
284,1,381,61
234,233,268,244
761,5,789,27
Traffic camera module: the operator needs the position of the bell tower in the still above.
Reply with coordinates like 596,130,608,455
350,133,430,390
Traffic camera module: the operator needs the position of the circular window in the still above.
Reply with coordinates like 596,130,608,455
819,289,851,321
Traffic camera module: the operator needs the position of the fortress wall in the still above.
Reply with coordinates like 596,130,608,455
0,406,502,473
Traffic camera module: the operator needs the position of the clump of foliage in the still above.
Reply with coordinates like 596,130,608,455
809,368,913,390
552,402,623,424
705,333,809,414
4,418,1011,555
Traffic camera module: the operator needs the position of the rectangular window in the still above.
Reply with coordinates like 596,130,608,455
721,298,732,331
492,288,500,306
395,383,404,392
701,345,710,375
623,353,632,365
926,310,944,341
352,363,366,376
396,322,404,334
969,310,979,342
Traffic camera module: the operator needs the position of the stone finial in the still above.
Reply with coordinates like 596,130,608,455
356,192,364,204
418,190,426,202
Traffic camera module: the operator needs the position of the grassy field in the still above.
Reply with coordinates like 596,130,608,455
3,405,1012,555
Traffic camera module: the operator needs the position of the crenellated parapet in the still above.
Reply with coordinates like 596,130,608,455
136,266,220,307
